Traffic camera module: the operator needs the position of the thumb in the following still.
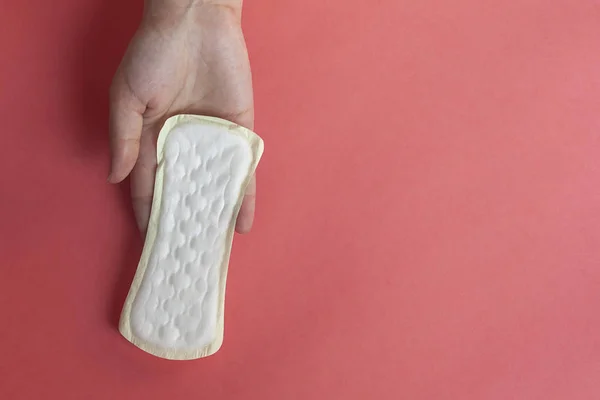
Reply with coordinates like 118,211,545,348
108,72,146,183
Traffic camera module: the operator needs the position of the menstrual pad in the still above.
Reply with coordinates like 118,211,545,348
119,115,264,360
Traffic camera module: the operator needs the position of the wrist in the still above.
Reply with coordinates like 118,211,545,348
143,0,243,29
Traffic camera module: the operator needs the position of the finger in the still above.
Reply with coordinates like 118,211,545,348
235,174,256,234
108,72,146,183
224,109,256,234
130,126,159,234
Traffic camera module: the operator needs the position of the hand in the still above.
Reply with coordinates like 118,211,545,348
108,2,256,234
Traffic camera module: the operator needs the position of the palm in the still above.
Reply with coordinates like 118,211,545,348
109,8,256,234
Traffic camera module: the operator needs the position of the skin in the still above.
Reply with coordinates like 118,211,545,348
108,0,255,234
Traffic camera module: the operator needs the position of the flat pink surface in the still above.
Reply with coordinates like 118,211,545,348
2,1,600,398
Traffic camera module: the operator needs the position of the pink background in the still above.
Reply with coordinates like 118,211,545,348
2,0,600,398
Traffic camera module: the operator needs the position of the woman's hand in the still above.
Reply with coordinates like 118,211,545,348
108,1,256,234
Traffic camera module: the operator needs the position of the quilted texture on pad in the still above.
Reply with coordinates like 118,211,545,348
131,124,252,348
119,115,263,359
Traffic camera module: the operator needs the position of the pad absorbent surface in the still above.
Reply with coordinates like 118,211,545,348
119,115,264,360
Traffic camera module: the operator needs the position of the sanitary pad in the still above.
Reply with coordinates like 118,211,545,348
119,115,264,360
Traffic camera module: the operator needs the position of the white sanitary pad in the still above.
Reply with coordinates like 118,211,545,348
119,115,264,360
